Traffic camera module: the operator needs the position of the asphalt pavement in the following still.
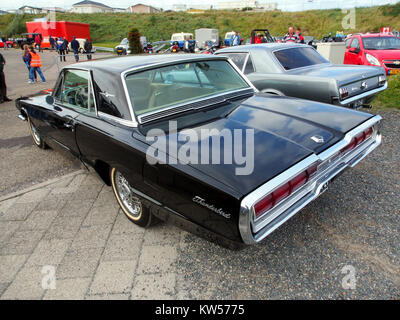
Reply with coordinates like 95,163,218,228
0,48,399,299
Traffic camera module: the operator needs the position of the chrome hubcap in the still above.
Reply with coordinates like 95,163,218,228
115,171,142,217
30,120,41,143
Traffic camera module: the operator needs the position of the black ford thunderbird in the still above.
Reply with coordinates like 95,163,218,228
16,55,382,248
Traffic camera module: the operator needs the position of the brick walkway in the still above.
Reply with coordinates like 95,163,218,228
0,171,186,300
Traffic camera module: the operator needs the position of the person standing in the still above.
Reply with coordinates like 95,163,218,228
254,33,263,44
22,44,37,82
183,36,195,53
63,38,69,54
283,27,299,43
2,36,7,50
0,52,11,103
296,27,305,44
35,34,42,52
84,38,93,60
28,46,46,83
49,35,55,51
230,31,241,46
71,36,80,62
57,37,66,62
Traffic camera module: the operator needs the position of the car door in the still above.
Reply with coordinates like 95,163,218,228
346,37,362,65
344,37,353,64
41,68,94,157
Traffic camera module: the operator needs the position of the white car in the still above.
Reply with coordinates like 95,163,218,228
68,38,95,53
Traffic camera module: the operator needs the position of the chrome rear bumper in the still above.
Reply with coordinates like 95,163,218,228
239,115,382,245
340,83,387,105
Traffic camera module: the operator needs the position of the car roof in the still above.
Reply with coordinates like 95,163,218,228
65,54,228,74
353,33,397,38
216,43,309,53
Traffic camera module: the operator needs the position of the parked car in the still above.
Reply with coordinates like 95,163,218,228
15,55,382,247
68,38,85,53
115,37,147,55
343,33,400,75
215,43,387,109
115,38,130,55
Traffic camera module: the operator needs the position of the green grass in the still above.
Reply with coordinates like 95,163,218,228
374,75,400,110
1,3,400,42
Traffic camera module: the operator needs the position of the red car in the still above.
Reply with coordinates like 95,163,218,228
344,33,400,75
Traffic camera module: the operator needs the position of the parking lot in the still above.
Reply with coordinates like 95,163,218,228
0,49,399,300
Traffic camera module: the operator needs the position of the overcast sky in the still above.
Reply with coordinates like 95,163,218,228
1,0,398,11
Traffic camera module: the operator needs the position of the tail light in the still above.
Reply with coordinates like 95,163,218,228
340,126,373,154
378,75,386,86
339,87,349,100
254,163,319,219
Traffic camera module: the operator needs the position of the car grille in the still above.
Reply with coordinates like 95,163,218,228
384,60,400,69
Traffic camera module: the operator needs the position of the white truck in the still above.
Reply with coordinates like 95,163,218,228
195,28,219,49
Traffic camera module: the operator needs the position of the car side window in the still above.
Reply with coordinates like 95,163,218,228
224,53,248,71
244,55,255,74
351,38,360,49
55,69,95,113
345,38,352,48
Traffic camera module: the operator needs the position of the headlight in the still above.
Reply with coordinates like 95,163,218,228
365,53,380,66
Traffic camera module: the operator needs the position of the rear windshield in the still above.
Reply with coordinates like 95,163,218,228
125,60,250,116
362,37,400,50
274,47,328,70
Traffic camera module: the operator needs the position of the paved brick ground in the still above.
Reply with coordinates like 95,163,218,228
0,171,186,300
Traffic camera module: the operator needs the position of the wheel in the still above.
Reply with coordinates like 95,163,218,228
27,116,47,149
110,168,154,227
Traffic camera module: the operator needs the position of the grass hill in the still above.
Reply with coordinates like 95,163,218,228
0,3,399,43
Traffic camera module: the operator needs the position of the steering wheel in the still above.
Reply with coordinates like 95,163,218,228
74,87,88,109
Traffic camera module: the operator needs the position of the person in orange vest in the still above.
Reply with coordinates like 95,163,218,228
28,46,46,84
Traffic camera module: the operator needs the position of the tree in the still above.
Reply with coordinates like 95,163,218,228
127,27,142,54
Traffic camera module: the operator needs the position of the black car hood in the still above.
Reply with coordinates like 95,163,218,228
289,64,385,86
140,94,373,195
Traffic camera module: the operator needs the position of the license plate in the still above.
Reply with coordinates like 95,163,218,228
117,49,123,53
389,69,400,75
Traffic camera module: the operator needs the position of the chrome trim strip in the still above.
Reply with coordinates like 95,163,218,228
97,111,138,127
137,88,254,124
340,82,387,105
239,115,382,245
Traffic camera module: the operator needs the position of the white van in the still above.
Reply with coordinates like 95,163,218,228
171,32,194,49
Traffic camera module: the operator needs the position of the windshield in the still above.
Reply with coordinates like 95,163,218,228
125,60,250,116
362,37,400,50
274,47,329,70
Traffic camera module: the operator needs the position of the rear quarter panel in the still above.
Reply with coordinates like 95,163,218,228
248,73,336,104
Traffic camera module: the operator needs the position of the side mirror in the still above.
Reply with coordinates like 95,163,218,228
45,95,54,105
349,47,360,54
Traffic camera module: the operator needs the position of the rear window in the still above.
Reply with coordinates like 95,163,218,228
274,47,328,70
125,60,250,116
